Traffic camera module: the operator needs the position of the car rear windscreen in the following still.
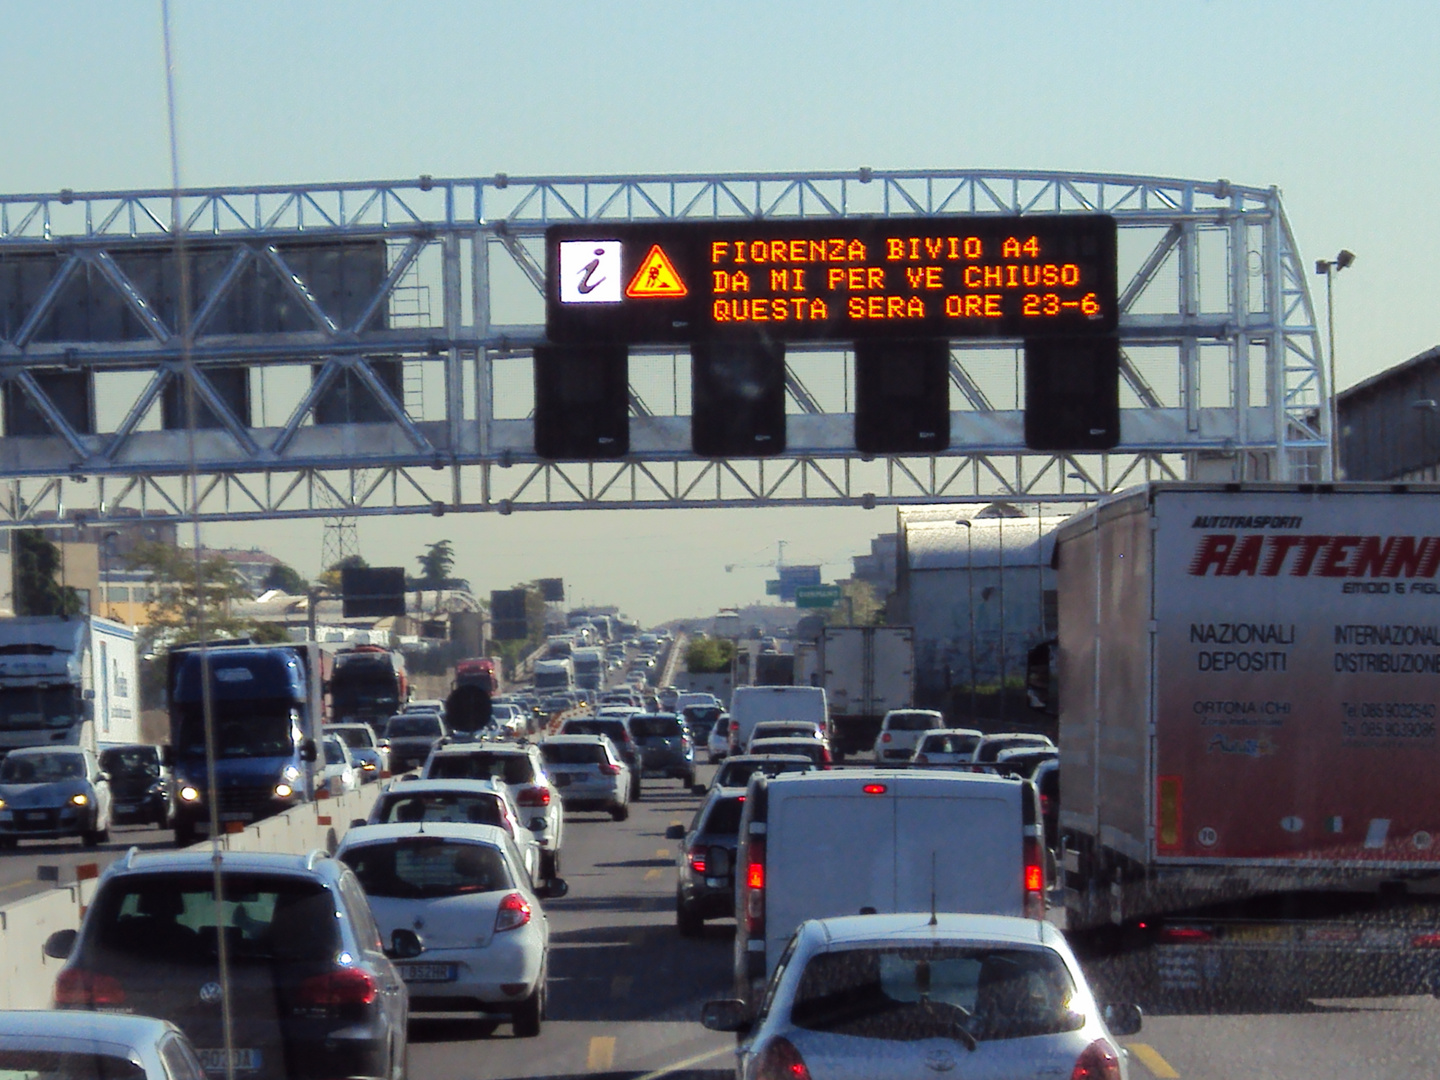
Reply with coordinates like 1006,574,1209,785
386,716,442,737
377,792,503,826
342,839,513,899
89,873,340,964
703,797,746,835
427,753,535,785
0,1051,147,1080
790,945,1081,1042
630,716,682,738
888,713,941,731
542,743,607,765
923,733,981,755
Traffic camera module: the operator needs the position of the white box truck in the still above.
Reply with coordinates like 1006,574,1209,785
1051,482,1440,1000
819,626,915,759
727,685,828,755
0,615,139,756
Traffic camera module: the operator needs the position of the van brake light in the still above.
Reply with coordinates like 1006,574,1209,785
1023,835,1045,918
745,838,766,937
517,787,551,807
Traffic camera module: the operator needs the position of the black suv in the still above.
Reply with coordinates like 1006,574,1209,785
46,848,415,1080
627,713,695,786
100,744,174,828
666,788,746,936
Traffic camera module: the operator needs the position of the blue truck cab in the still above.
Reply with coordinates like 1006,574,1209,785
166,642,324,847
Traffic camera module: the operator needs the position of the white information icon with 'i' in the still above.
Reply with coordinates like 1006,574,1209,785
559,240,622,304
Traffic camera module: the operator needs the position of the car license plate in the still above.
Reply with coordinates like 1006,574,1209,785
114,801,136,812
1225,924,1289,943
399,962,457,982
22,812,46,822
221,812,253,823
197,1049,260,1072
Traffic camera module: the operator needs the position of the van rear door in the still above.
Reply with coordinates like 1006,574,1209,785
893,784,1021,915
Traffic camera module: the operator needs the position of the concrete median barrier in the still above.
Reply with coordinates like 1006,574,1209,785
0,780,383,1010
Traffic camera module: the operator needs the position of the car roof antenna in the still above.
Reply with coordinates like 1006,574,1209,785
928,852,938,927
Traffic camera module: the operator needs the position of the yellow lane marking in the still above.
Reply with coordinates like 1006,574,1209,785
632,1047,730,1080
587,1036,616,1070
669,819,682,826
0,879,37,893
1129,1043,1180,1079
610,975,633,997
644,867,663,880
655,848,670,857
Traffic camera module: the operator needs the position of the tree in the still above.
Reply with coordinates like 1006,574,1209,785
826,579,884,627
262,561,308,595
686,636,737,674
124,542,254,643
416,540,455,587
13,530,83,616
318,553,368,593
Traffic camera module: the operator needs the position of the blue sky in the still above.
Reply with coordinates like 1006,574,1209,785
2,1,1436,622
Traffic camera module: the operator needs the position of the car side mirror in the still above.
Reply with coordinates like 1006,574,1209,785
300,738,318,764
44,929,77,960
664,824,686,840
1103,1002,1143,1036
377,738,390,749
691,783,708,796
539,878,569,899
387,928,423,960
350,818,368,829
700,998,753,1034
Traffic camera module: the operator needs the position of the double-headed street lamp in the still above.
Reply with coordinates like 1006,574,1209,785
1315,249,1355,478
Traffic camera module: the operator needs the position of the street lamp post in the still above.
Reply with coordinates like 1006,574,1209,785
957,518,976,722
1315,249,1355,479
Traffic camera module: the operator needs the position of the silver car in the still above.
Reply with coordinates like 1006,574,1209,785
0,1010,208,1080
0,746,112,848
539,735,631,820
703,913,1141,1080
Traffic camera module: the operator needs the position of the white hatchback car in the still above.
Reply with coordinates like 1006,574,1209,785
337,822,567,1037
704,913,1141,1080
365,777,543,884
910,728,984,768
707,713,733,763
319,736,361,794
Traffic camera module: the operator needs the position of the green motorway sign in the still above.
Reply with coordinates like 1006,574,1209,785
794,584,842,609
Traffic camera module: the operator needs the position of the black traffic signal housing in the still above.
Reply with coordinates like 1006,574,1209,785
1023,336,1121,451
691,336,787,457
854,338,951,455
533,343,630,460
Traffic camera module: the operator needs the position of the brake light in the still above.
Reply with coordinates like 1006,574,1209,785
820,747,832,768
297,967,377,1006
1070,1039,1122,1080
55,968,125,1007
599,762,620,776
1023,834,1045,918
688,846,707,874
1157,925,1213,944
755,1036,811,1080
495,892,531,932
517,787,551,807
1041,793,1053,816
1412,932,1440,948
745,838,766,936
880,732,891,743
862,783,887,795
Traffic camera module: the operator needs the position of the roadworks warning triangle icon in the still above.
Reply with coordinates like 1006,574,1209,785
625,244,688,298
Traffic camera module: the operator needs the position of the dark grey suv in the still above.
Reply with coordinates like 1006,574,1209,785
666,788,746,936
46,848,414,1080
627,713,695,786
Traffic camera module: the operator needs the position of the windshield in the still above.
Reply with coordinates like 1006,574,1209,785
375,791,503,827
341,839,513,899
790,945,1082,1043
385,715,442,738
887,712,941,732
921,733,982,755
427,753,535,785
0,753,85,783
99,747,160,779
542,742,608,765
702,798,745,835
88,872,340,964
331,675,399,715
564,720,628,742
322,738,346,765
175,706,296,757
0,686,79,733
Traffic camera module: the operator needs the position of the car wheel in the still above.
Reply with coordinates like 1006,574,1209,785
676,893,704,937
610,802,629,822
631,775,642,801
0,836,16,850
683,771,696,788
513,985,543,1037
540,849,560,880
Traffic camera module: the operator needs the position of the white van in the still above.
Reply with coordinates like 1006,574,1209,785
732,769,1045,999
727,685,828,755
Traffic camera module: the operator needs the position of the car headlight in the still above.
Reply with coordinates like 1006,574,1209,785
0,798,6,810
179,785,201,803
274,782,294,799
69,793,89,806
361,760,376,771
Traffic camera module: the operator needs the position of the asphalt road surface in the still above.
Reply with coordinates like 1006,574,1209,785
406,764,1440,1080
5,763,1440,1078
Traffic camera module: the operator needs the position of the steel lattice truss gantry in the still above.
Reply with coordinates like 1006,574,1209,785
0,169,1327,526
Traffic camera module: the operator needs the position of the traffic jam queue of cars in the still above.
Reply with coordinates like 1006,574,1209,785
9,680,1137,1080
